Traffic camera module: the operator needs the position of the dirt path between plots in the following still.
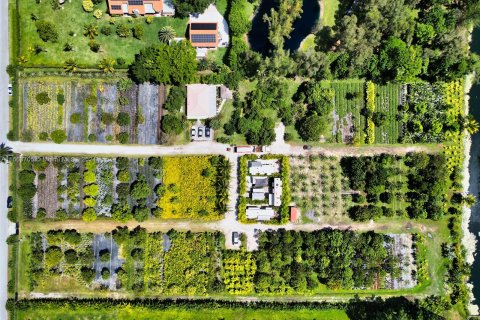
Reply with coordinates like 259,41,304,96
22,218,436,234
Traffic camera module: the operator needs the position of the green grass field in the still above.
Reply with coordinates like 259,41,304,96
17,307,349,320
374,83,402,144
18,0,188,68
322,0,340,27
321,80,366,143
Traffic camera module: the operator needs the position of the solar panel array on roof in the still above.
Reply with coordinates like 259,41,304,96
191,34,216,43
111,5,121,9
128,0,143,5
190,23,217,31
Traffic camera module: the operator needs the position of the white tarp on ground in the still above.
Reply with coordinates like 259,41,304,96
189,4,230,47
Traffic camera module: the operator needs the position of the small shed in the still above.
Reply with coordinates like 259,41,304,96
290,207,299,223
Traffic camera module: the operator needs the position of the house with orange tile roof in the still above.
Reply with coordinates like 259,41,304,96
107,0,175,16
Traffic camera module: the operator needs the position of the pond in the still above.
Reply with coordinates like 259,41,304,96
248,0,321,54
469,27,480,311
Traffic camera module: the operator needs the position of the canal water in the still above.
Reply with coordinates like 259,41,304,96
469,27,480,309
248,0,320,54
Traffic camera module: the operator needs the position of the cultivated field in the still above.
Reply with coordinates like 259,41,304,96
16,155,229,222
20,76,165,144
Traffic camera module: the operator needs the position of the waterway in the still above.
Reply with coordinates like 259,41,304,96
248,0,320,54
469,27,480,310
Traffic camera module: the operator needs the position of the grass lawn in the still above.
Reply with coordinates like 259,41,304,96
322,0,340,27
300,34,316,52
18,0,188,68
16,307,349,320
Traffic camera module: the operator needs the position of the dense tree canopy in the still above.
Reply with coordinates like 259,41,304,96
129,42,197,85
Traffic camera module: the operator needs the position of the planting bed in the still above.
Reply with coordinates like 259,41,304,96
20,76,164,144
16,155,229,222
19,228,413,297
290,155,350,220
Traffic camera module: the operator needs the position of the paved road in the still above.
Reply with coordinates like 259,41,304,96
0,0,10,318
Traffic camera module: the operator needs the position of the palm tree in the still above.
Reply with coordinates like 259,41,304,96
98,58,116,73
83,23,99,40
464,115,479,135
0,143,13,163
158,26,175,43
64,59,78,73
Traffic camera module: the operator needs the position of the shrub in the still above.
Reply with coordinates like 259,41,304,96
82,207,97,222
116,57,126,66
38,173,46,181
116,24,130,37
161,114,185,135
57,93,65,105
146,16,153,24
134,206,150,222
39,132,49,141
101,112,115,125
101,268,110,280
164,86,186,112
117,132,129,144
35,92,50,105
93,9,103,19
116,112,131,126
101,26,112,36
36,208,47,220
117,170,131,183
99,249,110,262
88,134,97,142
70,113,82,124
88,40,100,52
82,0,94,12
133,25,144,39
131,178,151,200
51,130,67,144
80,267,95,283
19,170,36,185
35,20,58,42
84,170,96,184
83,184,99,197
64,249,78,264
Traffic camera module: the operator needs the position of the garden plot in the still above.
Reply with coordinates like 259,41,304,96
21,80,67,140
374,84,402,144
322,80,366,143
290,155,351,220
386,234,417,290
137,84,162,145
93,234,124,290
20,76,163,145
36,164,59,218
20,155,228,222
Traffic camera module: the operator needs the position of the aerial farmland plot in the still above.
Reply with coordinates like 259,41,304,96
19,76,165,144
15,155,230,222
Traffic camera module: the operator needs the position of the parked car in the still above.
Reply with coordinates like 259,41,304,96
198,127,203,138
303,145,312,150
232,232,240,245
205,127,211,138
7,196,13,209
8,84,12,96
191,128,196,137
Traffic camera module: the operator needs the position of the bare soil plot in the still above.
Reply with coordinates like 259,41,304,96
137,84,161,145
36,165,58,217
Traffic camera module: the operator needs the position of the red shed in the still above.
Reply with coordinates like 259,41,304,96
290,207,299,223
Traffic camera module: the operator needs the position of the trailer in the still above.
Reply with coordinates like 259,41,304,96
235,146,254,153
